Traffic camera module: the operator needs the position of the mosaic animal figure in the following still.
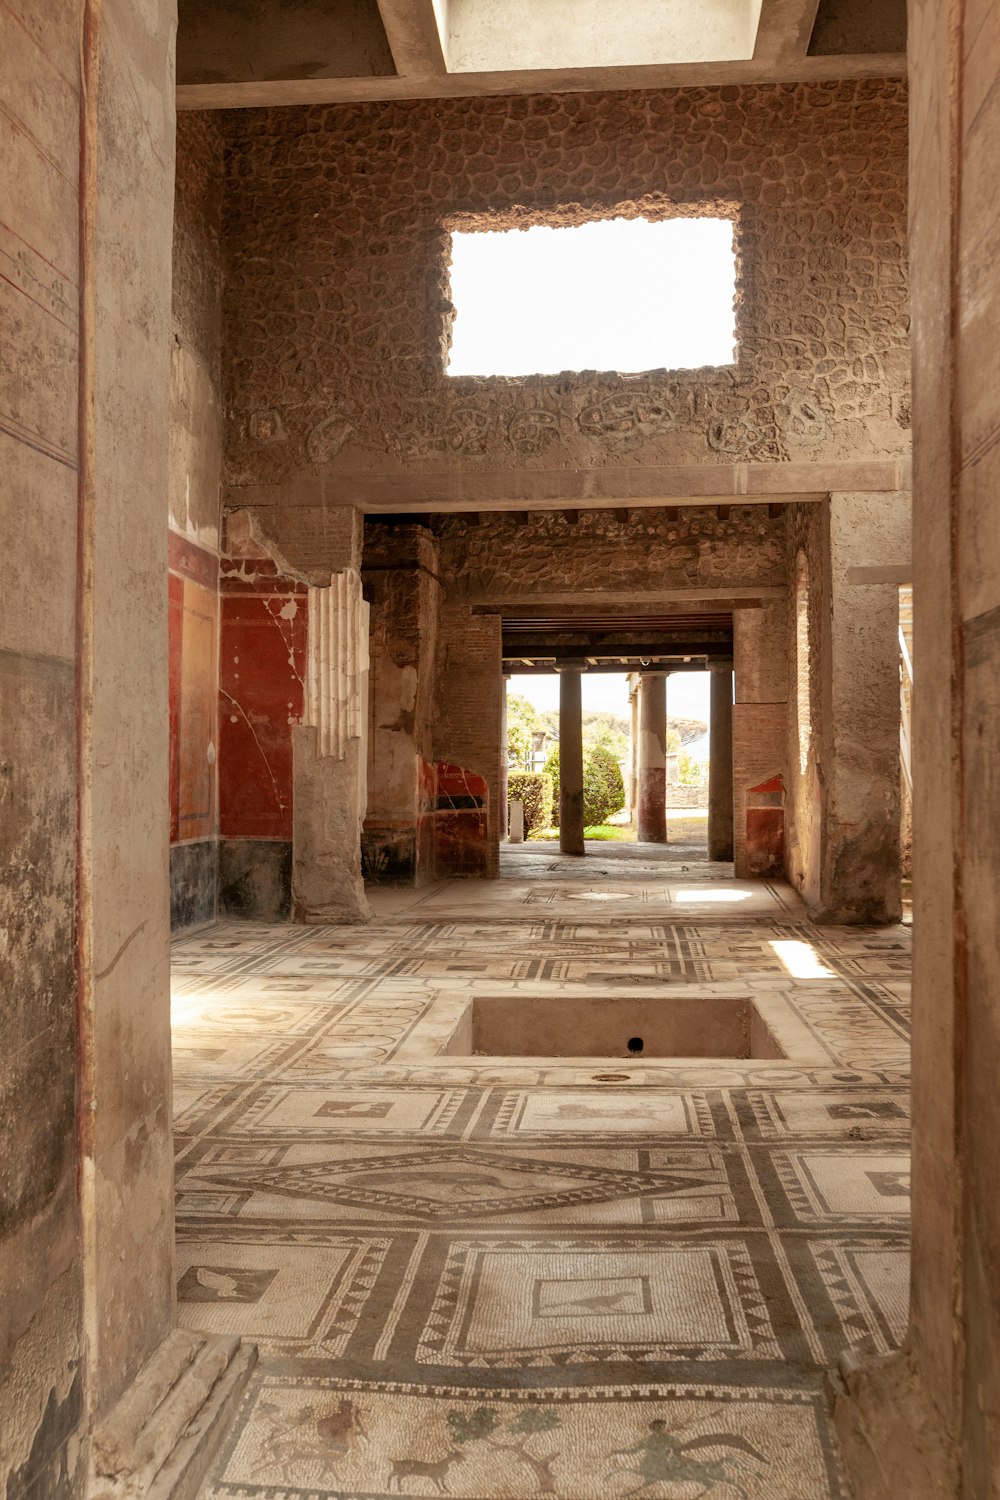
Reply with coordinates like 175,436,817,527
387,1449,466,1493
257,1398,367,1479
561,1290,633,1313
607,1419,766,1498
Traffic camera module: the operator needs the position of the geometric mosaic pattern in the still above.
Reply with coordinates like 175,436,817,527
174,844,910,1498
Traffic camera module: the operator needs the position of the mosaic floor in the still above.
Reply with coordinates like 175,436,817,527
173,844,911,1499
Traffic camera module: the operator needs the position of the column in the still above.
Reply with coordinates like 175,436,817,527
292,568,371,922
557,665,585,855
500,674,510,842
637,672,667,843
627,674,639,820
708,662,734,860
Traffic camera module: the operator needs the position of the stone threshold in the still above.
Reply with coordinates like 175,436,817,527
89,1328,256,1500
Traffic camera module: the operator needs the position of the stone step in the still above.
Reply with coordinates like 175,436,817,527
89,1327,256,1500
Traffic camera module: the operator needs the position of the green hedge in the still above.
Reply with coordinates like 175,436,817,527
508,772,553,836
584,743,626,826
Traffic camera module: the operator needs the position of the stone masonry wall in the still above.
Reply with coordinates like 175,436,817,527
434,602,502,876
435,504,786,598
171,112,224,547
220,80,908,496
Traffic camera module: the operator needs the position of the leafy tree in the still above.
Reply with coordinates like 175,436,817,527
447,1404,562,1494
449,1408,500,1445
582,712,629,762
507,694,542,770
583,743,626,826
677,748,704,786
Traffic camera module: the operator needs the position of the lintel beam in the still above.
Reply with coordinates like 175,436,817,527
178,49,906,111
375,0,446,77
224,457,909,518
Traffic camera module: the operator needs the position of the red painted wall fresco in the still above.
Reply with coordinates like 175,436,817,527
218,558,307,840
168,531,219,845
746,772,785,877
434,762,489,878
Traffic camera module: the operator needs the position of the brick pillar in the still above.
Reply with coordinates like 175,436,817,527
557,665,585,855
637,672,667,843
708,662,734,860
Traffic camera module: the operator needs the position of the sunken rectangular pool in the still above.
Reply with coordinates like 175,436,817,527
441,993,787,1060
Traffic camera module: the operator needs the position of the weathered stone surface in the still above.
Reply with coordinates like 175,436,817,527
363,522,440,885
169,841,218,931
434,602,502,876
220,81,909,504
171,113,224,549
292,729,370,921
436,505,786,600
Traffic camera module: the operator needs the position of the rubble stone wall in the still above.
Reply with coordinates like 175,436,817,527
220,80,909,495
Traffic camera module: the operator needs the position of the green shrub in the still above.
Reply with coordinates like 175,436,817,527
583,743,626,826
508,772,553,836
541,745,560,825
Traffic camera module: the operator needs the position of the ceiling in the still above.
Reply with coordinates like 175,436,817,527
501,608,735,672
176,0,906,110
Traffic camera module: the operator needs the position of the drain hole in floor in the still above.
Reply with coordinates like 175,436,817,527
592,1072,631,1082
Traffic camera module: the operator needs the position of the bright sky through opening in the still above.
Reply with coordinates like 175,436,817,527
447,217,737,377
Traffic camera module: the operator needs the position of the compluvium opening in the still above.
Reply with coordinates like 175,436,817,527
445,216,737,377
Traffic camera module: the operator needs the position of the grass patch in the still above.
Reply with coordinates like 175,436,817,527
527,824,635,842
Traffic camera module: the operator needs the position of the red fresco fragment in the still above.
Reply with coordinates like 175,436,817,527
746,808,785,876
168,570,184,843
219,590,306,839
434,761,489,877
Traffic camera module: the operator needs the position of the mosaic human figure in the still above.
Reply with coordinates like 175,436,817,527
607,1417,766,1497
257,1397,368,1480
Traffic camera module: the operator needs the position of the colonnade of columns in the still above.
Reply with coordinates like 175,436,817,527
546,664,735,858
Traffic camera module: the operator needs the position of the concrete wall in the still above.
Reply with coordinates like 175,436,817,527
169,114,225,930
219,81,909,503
1,0,176,1490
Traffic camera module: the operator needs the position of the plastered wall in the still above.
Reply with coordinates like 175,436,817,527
219,80,908,498
2,0,176,1489
169,114,226,929
1,0,83,1482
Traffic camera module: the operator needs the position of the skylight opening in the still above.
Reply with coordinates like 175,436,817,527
445,215,738,378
